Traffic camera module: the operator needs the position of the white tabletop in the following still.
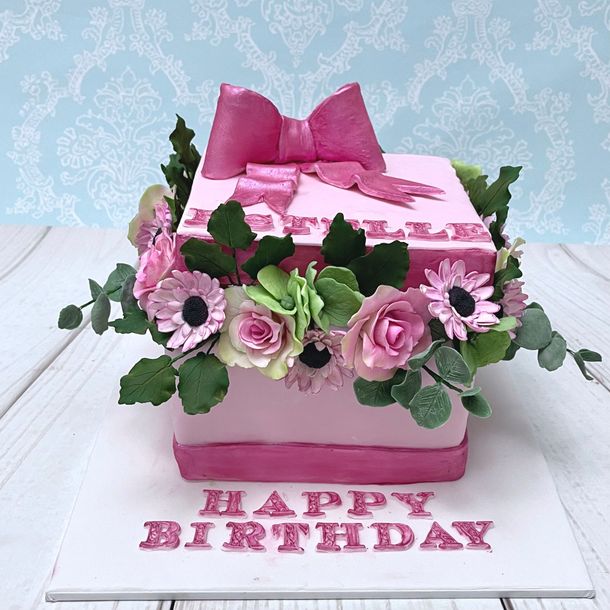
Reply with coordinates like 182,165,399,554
0,225,608,610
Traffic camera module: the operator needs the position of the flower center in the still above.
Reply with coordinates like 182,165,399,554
448,286,476,317
299,343,332,369
182,296,209,327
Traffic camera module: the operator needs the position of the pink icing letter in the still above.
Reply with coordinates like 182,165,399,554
139,521,181,550
348,490,387,517
185,522,214,549
362,219,405,240
272,523,310,553
370,523,414,551
223,521,266,551
245,213,274,231
302,491,342,517
184,208,212,228
420,521,464,550
447,222,492,242
404,222,449,241
281,215,318,235
315,522,366,552
391,491,435,517
253,490,297,518
452,520,494,550
199,489,246,517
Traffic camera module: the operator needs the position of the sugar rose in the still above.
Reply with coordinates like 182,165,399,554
217,287,303,380
342,286,431,381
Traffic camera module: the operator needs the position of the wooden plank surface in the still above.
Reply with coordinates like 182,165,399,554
0,227,608,609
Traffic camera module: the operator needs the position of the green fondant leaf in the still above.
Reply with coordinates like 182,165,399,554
469,166,522,219
257,265,290,300
571,351,594,380
178,353,229,414
88,279,104,300
207,200,256,250
241,234,295,280
462,331,511,368
314,277,363,326
451,159,482,187
502,341,520,361
119,355,177,406
91,293,111,335
244,284,294,315
577,349,602,362
58,304,83,330
429,318,448,342
181,238,236,278
169,115,200,169
460,387,492,418
434,346,471,384
317,265,360,291
103,263,137,301
489,316,517,332
120,274,138,315
493,256,522,301
537,331,567,371
409,383,452,429
348,241,409,296
109,307,149,335
321,213,366,266
390,369,422,409
408,339,445,370
514,308,553,350
353,370,405,407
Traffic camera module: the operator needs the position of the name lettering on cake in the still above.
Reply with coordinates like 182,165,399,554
139,489,494,554
183,208,492,243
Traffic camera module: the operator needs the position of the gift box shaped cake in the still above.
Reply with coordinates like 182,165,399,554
58,82,601,485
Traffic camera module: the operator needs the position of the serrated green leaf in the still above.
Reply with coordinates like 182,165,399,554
321,213,366,266
353,370,405,407
121,274,138,315
489,316,517,332
119,356,177,406
434,346,471,384
241,234,295,279
451,159,482,187
149,324,172,347
91,293,111,335
493,256,522,301
58,304,83,330
109,308,149,335
514,308,553,350
178,353,229,414
537,331,567,371
469,166,522,218
463,331,511,368
103,263,137,301
409,383,452,429
314,277,363,326
460,387,492,418
88,279,103,300
317,266,360,291
408,339,445,370
390,369,422,408
181,238,236,278
577,349,602,362
169,115,200,169
348,241,409,296
207,200,256,250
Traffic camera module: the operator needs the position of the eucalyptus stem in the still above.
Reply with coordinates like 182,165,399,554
422,365,463,394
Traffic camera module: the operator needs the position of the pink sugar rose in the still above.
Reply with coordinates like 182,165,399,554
133,230,186,314
217,287,303,380
342,286,432,382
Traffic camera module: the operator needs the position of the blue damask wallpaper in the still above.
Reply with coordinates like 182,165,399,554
1,0,609,243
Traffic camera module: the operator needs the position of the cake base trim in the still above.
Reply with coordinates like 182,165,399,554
173,434,468,484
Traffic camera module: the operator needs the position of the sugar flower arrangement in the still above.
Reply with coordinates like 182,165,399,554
58,118,602,429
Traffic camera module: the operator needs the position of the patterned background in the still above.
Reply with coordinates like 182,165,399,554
1,0,609,243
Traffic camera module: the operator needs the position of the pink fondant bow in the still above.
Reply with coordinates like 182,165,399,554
202,83,443,213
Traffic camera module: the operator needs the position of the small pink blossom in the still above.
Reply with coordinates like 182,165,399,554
134,202,173,255
127,184,173,253
133,230,186,314
147,270,226,351
342,286,431,382
500,280,528,338
285,330,352,394
420,259,500,341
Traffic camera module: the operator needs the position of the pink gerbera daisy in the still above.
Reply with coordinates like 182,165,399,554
135,202,173,255
420,259,500,341
285,330,352,394
147,270,226,351
500,280,528,338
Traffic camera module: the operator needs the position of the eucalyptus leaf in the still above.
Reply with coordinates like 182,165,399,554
103,263,136,301
120,274,138,315
178,353,230,414
537,331,567,371
321,213,366,266
207,200,256,250
119,355,177,406
502,341,520,361
577,349,602,362
88,279,104,300
390,369,422,408
91,293,111,335
460,387,492,418
241,234,295,279
353,370,405,407
315,277,363,326
409,383,452,429
434,346,471,384
181,238,236,278
514,308,553,350
572,351,594,380
408,339,445,370
348,241,409,296
58,304,83,330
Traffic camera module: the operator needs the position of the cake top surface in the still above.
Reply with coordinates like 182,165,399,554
178,153,495,252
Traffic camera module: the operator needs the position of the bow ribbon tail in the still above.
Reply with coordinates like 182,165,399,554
301,161,444,205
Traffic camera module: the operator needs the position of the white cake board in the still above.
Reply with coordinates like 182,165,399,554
47,367,593,601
